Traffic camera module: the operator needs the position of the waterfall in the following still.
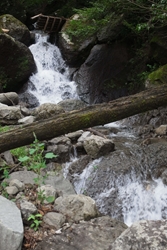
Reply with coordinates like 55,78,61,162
24,32,167,227
27,32,78,105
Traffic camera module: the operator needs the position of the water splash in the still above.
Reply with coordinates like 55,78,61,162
71,139,167,226
119,177,167,226
28,32,78,104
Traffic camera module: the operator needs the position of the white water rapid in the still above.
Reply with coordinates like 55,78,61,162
68,123,167,226
27,32,78,104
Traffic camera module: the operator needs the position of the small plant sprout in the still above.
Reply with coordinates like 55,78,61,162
37,189,55,204
16,133,58,184
28,213,42,231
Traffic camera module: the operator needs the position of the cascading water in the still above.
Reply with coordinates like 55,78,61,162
68,123,167,226
26,32,78,105
25,32,167,227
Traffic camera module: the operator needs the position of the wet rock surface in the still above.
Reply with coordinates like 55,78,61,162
111,220,167,250
34,216,127,250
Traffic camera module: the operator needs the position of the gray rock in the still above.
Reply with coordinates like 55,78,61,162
43,212,66,229
20,200,37,221
0,103,23,125
0,195,24,250
78,131,91,142
44,172,76,196
54,194,99,222
7,171,38,185
0,92,19,105
58,99,87,111
83,134,115,158
32,103,64,121
74,43,129,104
47,136,72,163
34,216,127,250
7,171,76,195
68,155,92,176
155,124,167,135
9,179,25,191
18,115,35,124
0,14,31,46
65,130,83,141
2,150,14,165
111,220,167,250
5,186,19,195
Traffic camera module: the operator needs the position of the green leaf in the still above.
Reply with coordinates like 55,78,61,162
45,152,58,159
35,214,42,218
18,156,29,162
45,196,55,203
29,148,36,155
28,215,35,221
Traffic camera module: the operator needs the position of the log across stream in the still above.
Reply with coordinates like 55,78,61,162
0,84,167,153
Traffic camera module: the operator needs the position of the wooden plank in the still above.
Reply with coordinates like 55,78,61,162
43,16,50,32
31,13,42,19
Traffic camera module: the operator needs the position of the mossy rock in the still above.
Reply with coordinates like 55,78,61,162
146,64,167,87
0,14,31,46
0,33,36,92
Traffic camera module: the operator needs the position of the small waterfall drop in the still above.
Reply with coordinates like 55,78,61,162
69,122,167,226
27,32,78,105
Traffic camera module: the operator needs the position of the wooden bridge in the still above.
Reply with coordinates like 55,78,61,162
31,14,67,33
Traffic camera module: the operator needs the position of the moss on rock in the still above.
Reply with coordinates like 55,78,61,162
0,14,31,46
147,64,167,87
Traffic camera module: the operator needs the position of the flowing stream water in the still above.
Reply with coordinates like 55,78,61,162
26,32,167,227
26,32,78,105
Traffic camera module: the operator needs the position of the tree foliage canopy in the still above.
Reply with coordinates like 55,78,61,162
66,0,167,40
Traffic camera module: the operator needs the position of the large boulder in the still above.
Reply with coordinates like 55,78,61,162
0,195,24,250
0,33,36,92
146,64,167,88
34,216,127,250
0,92,19,105
54,194,99,222
0,14,31,46
0,103,23,125
111,220,167,250
58,15,96,68
32,103,65,121
73,43,129,104
83,134,115,158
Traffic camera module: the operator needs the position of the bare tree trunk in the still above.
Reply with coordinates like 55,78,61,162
0,85,167,153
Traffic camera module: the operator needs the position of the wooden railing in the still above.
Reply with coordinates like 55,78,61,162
31,14,67,33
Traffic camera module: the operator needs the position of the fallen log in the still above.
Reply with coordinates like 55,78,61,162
0,84,167,153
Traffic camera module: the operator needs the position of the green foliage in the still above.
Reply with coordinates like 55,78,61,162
37,189,55,204
0,125,10,133
28,213,42,231
66,1,111,40
10,146,28,159
11,133,57,185
65,0,167,41
138,63,158,82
